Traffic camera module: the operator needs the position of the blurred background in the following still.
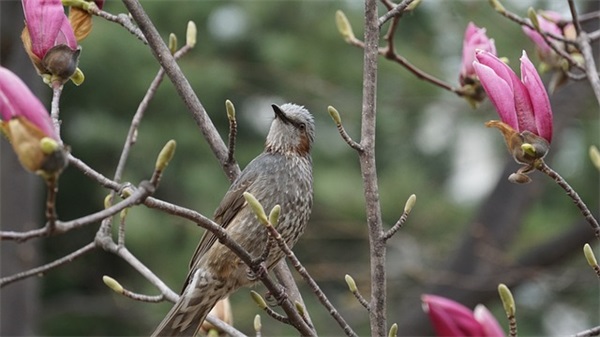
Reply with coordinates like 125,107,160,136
1,0,598,335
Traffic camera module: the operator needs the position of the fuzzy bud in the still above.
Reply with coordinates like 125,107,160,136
589,145,600,170
388,323,398,337
488,0,506,13
404,194,416,214
583,243,598,268
243,192,268,225
225,99,236,121
344,274,357,292
155,139,176,172
186,21,197,48
269,205,281,227
527,8,540,31
335,10,355,43
253,314,262,333
168,33,178,54
102,275,123,294
328,106,342,125
250,290,267,309
498,283,515,317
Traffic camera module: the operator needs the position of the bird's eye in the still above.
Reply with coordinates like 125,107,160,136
298,123,306,131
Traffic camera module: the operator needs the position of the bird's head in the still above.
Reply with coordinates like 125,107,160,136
265,103,315,156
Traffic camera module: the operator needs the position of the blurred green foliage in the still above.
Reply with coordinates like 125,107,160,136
3,0,597,335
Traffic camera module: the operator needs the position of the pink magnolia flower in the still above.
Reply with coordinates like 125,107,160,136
422,294,505,337
460,22,496,86
474,50,553,183
473,50,553,143
0,66,66,175
522,11,571,60
21,0,81,86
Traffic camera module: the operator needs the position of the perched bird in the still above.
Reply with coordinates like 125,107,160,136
152,103,315,336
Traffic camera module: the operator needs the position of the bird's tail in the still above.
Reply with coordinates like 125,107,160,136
151,272,227,337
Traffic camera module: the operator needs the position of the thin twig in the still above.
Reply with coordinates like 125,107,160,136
0,242,96,287
577,11,600,23
44,176,59,234
227,113,237,164
350,288,370,311
263,220,357,337
383,211,409,241
378,0,414,27
508,314,517,337
121,289,165,303
0,183,153,241
50,85,63,140
346,35,461,95
578,31,600,107
335,122,364,152
68,154,121,190
567,0,582,36
99,240,178,302
118,208,127,246
537,161,600,239
492,3,575,44
571,325,600,337
260,305,290,325
89,7,147,44
385,51,462,93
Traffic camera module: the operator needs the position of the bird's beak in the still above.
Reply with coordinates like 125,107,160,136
272,104,291,124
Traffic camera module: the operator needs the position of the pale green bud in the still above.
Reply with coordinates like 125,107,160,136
186,21,197,48
250,290,267,309
243,192,268,225
328,106,342,125
225,100,236,121
388,323,398,337
345,274,357,292
253,314,262,333
103,275,123,294
155,140,176,172
168,33,178,54
489,0,506,13
104,194,113,209
269,205,280,227
589,145,600,170
498,283,515,316
335,11,355,43
583,243,598,267
404,194,416,214
528,8,540,31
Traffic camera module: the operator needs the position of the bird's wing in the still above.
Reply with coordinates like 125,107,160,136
182,167,259,289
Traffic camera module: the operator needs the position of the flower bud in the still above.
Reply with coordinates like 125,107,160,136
0,67,67,176
335,10,355,43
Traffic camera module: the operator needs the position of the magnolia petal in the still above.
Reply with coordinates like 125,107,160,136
520,51,553,142
474,304,505,337
460,23,495,85
22,0,70,58
56,14,78,49
422,294,486,337
0,67,56,139
473,53,518,131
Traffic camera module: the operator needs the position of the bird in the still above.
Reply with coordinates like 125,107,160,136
152,103,315,336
